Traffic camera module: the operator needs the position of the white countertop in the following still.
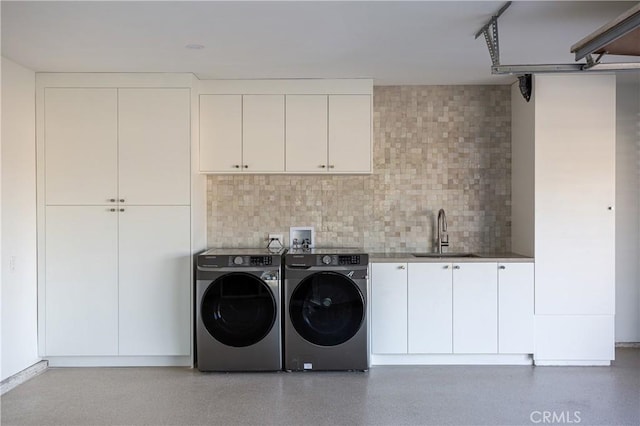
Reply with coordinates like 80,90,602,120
369,252,534,263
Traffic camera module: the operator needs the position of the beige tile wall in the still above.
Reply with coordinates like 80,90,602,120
207,85,511,253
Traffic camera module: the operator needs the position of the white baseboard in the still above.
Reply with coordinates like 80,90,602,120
370,354,533,366
534,360,611,366
1,360,48,395
45,356,192,367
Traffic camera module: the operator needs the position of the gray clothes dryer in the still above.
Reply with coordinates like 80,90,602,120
195,248,283,371
283,249,369,371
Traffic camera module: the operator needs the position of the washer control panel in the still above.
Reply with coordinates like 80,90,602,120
228,256,274,267
197,252,280,269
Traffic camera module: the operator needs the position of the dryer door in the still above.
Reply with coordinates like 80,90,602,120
201,272,276,347
289,271,365,346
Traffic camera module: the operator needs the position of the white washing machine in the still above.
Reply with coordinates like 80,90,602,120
283,249,369,371
195,248,283,371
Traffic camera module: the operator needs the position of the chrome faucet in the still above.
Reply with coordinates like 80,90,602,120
437,208,449,254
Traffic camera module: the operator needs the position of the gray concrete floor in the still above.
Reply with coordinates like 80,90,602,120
2,349,639,426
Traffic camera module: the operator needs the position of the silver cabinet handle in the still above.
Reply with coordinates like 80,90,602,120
328,165,335,169
319,165,326,168
399,265,406,270
119,208,125,212
243,165,248,169
607,206,613,211
109,198,116,203
109,208,116,212
499,265,506,270
119,199,125,203
453,265,460,269
443,265,450,269
233,165,240,169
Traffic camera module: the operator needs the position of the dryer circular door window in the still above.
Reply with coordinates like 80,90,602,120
289,271,365,347
201,272,276,348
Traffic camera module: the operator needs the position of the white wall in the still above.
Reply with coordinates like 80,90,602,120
511,80,535,257
615,72,640,343
1,57,39,380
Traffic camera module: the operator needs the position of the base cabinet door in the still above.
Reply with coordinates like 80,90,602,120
453,263,498,354
498,262,534,354
408,263,453,353
371,263,408,354
118,206,191,356
45,206,119,355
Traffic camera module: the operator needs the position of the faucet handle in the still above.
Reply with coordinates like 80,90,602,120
441,232,449,244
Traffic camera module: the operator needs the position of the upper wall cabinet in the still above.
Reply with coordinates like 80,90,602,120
198,79,373,174
285,95,328,172
45,88,190,206
328,95,372,173
199,94,285,172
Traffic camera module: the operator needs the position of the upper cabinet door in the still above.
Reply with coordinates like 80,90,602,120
118,89,190,206
242,95,285,172
45,88,118,205
199,94,242,172
328,95,372,173
285,95,328,172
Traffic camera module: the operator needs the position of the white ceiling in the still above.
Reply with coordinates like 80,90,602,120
1,1,637,85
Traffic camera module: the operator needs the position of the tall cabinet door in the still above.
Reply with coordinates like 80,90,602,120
452,263,498,354
408,263,453,354
534,74,616,316
199,94,242,172
370,263,408,354
285,95,328,172
242,95,285,172
328,95,371,173
44,88,118,205
118,206,191,356
45,206,118,355
118,89,191,205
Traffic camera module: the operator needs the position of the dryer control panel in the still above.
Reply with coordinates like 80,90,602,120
285,250,368,268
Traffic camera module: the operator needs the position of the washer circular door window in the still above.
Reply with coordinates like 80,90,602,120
201,272,276,348
289,271,365,346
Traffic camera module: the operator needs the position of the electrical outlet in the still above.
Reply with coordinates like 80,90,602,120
268,234,284,247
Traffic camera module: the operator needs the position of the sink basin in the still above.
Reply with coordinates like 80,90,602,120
412,253,480,258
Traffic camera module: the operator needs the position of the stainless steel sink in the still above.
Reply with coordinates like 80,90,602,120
412,253,480,258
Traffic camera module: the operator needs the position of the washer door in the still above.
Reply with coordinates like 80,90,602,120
289,271,365,346
201,272,276,347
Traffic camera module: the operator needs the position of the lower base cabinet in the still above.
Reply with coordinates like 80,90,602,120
371,261,534,358
408,263,453,353
452,263,498,354
44,205,191,357
370,263,408,354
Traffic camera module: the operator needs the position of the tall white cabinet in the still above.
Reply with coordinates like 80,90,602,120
511,74,616,365
38,76,193,365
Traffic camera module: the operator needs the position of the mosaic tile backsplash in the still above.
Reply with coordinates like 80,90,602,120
207,86,511,253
